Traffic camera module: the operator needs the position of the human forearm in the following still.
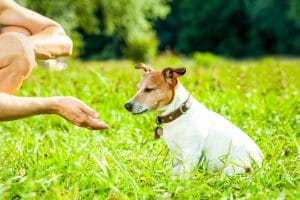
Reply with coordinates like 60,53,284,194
0,93,57,121
0,93,108,130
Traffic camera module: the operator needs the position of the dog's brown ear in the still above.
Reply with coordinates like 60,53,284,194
173,68,186,77
135,63,153,73
162,67,186,79
162,67,186,85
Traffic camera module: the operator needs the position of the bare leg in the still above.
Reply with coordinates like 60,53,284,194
0,32,35,94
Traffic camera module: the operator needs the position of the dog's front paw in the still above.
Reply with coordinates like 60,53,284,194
171,163,184,179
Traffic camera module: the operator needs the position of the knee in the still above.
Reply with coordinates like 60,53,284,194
13,53,35,78
2,32,35,77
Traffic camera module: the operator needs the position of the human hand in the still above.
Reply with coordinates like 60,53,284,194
53,96,108,130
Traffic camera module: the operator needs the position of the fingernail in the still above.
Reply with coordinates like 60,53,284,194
94,112,99,118
103,123,109,128
100,122,108,128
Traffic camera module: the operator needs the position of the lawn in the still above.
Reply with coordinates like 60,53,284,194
0,55,299,199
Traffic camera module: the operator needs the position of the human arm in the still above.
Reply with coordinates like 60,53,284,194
0,0,72,59
0,93,108,130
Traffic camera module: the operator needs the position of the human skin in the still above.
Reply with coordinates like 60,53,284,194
0,0,108,130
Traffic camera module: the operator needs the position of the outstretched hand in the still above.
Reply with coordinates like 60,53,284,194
54,96,108,130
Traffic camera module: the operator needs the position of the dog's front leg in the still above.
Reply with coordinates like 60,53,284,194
171,157,184,178
182,151,202,174
171,152,201,179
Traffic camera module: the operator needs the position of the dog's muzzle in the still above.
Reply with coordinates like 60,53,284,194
124,102,148,114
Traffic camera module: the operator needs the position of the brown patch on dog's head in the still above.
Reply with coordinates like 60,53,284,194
124,65,186,114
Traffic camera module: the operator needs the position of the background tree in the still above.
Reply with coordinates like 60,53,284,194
156,0,300,58
16,0,300,59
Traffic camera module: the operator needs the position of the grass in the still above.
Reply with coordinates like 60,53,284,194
0,55,299,199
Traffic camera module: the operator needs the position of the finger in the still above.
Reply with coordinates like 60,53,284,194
84,118,108,130
80,103,99,119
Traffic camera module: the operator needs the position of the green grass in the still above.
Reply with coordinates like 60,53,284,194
0,55,299,199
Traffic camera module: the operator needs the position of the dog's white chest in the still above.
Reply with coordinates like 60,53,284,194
161,105,208,154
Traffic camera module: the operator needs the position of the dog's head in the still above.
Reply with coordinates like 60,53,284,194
124,63,186,114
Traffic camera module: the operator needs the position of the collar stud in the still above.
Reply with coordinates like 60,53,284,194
154,95,191,139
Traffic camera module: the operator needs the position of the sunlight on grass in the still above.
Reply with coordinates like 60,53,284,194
0,55,299,199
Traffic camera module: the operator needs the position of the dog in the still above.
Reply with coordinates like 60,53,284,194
125,63,263,176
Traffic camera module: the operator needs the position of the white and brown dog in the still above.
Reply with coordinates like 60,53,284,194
125,63,263,176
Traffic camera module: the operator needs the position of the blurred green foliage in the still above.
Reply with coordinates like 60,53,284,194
16,0,300,59
192,52,227,67
16,0,170,60
156,0,300,57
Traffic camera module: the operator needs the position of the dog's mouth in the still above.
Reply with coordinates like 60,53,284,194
131,109,149,115
124,102,149,114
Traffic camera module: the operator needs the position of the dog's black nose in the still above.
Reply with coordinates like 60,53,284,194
124,102,133,111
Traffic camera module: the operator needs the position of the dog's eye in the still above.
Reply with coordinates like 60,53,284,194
144,88,155,93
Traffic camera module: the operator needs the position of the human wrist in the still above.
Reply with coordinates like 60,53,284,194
44,97,60,114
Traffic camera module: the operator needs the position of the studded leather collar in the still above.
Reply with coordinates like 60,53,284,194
154,95,191,139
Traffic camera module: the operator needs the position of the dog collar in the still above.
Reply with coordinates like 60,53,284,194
154,95,191,139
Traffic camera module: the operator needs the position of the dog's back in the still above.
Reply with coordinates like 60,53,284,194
204,110,263,174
